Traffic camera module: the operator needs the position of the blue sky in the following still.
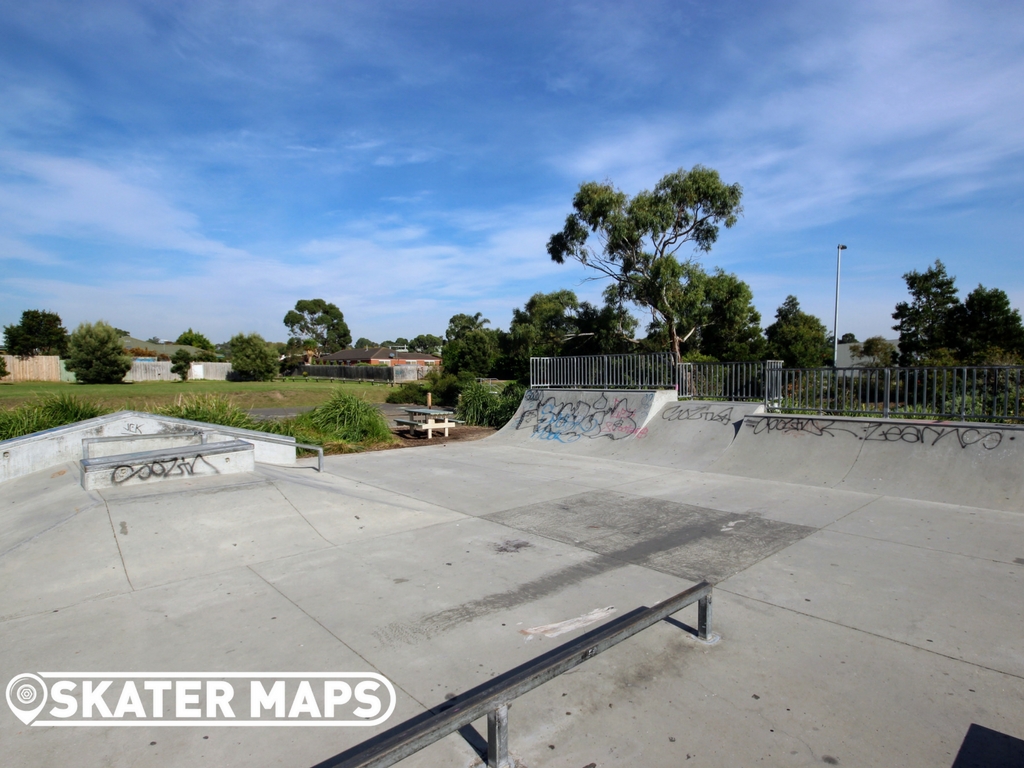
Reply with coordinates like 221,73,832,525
2,0,1023,345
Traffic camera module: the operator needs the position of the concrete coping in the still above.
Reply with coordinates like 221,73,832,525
0,410,298,450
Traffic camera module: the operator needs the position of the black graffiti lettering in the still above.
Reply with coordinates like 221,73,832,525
749,417,860,438
662,404,735,425
111,454,218,484
862,423,1003,450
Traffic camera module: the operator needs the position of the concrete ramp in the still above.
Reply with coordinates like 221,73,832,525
708,414,865,487
709,413,1024,511
837,419,1024,510
494,389,677,455
491,391,758,471
622,401,762,470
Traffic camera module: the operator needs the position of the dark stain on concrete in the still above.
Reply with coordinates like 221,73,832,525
487,490,814,582
376,490,813,645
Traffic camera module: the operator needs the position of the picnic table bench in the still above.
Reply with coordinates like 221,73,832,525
396,407,464,438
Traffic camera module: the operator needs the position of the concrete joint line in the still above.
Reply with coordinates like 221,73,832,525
103,498,135,591
718,588,1024,682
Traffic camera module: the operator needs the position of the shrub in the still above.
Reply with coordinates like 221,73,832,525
229,332,278,381
422,369,471,407
65,321,133,384
385,383,429,405
296,390,393,445
171,349,192,381
456,381,525,427
0,356,7,380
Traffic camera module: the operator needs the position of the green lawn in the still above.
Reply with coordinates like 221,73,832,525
0,379,389,411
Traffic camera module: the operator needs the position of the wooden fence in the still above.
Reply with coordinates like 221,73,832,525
1,355,62,382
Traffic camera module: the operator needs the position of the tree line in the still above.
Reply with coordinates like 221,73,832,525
5,167,1022,384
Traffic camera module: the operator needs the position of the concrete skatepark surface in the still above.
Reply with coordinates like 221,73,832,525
1,389,1023,767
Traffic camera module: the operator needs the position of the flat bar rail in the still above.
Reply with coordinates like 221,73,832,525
310,580,713,768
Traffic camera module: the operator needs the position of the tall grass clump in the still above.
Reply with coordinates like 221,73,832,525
296,390,393,445
456,382,525,427
156,394,260,430
0,393,107,441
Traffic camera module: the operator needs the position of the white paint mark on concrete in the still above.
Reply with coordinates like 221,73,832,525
519,606,616,640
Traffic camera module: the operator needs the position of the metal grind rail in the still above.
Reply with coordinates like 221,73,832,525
310,580,714,768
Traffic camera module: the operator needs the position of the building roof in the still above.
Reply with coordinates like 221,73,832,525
121,336,212,357
320,347,441,362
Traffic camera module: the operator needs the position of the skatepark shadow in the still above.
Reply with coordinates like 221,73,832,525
950,723,1024,768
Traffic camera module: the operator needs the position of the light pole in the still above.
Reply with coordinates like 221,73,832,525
832,244,847,367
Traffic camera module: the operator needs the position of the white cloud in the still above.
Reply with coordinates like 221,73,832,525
0,151,248,258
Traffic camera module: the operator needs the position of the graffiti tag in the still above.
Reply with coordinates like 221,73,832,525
111,454,218,484
662,404,735,425
748,417,1005,450
514,393,653,443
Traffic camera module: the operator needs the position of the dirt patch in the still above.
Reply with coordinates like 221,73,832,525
389,425,496,448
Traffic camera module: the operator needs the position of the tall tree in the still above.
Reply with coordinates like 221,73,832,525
410,334,444,354
566,289,639,356
442,328,499,378
175,328,215,351
283,299,351,354
547,165,743,360
765,296,831,368
952,285,1024,363
510,290,580,357
892,260,960,365
229,333,279,381
691,269,766,361
3,310,69,357
849,336,897,367
445,312,490,343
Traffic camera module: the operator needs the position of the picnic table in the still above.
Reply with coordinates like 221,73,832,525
395,407,464,439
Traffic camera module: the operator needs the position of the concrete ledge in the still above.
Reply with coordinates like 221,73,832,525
0,411,296,484
81,439,255,490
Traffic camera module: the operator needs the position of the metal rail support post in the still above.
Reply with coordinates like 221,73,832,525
699,592,712,641
487,704,510,768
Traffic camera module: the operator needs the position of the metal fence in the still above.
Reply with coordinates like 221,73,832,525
680,360,781,401
297,364,433,384
528,354,1024,423
299,365,395,382
775,365,1024,422
530,353,676,389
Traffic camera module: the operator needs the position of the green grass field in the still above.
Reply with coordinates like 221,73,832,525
0,379,389,412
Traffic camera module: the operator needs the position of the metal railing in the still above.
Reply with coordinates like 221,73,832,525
679,360,781,401
81,430,324,471
311,581,713,768
773,365,1024,422
529,353,676,389
527,354,1024,423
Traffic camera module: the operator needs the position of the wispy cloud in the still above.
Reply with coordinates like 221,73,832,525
0,152,247,259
